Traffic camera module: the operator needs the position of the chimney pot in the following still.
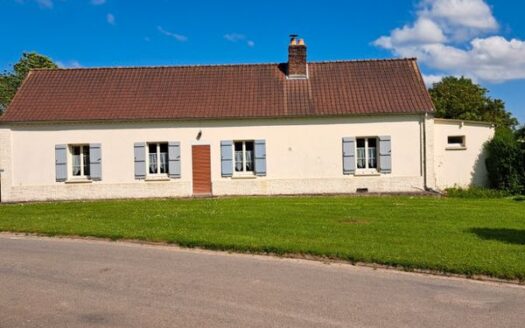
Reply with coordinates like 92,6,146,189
289,34,298,45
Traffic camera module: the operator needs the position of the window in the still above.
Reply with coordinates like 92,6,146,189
234,141,254,174
70,145,90,178
356,138,378,170
447,136,466,148
148,143,168,175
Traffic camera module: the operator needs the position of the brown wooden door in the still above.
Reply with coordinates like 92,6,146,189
192,145,212,195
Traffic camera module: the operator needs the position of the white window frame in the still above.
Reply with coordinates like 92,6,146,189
147,142,169,176
355,137,379,174
446,135,467,150
69,144,90,180
233,140,255,176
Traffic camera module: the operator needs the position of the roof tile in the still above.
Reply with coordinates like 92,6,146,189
1,59,434,123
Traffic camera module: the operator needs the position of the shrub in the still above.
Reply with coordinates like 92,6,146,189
518,126,525,189
485,128,524,194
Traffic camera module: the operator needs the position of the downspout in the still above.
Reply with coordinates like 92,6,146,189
423,112,440,194
422,113,428,190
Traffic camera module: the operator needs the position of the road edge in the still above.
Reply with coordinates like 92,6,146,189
1,231,523,288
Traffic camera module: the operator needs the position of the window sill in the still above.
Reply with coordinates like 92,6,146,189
145,176,171,182
232,174,257,179
354,171,381,177
65,178,93,184
446,147,467,151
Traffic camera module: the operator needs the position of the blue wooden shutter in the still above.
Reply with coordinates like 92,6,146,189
254,140,267,176
168,141,181,178
220,141,233,177
379,136,392,173
89,143,102,181
342,137,356,175
134,142,146,179
55,144,67,182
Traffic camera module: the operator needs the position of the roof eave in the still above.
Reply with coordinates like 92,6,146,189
0,110,433,126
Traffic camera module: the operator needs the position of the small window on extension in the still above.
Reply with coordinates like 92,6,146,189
447,136,466,149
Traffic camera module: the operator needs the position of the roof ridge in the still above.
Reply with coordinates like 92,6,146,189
31,62,282,72
309,58,417,64
30,57,417,72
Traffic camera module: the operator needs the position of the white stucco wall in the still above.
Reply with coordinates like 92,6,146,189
0,115,427,202
0,128,12,203
433,119,494,190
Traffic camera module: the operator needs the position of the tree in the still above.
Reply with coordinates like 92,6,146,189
429,76,518,129
517,125,525,142
0,52,57,114
517,125,525,188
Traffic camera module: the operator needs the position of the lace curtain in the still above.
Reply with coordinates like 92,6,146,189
357,148,366,169
235,150,243,172
159,151,168,174
245,149,253,171
149,153,157,174
368,147,377,169
72,154,81,176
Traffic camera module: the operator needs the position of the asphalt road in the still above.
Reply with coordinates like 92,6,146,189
0,234,524,328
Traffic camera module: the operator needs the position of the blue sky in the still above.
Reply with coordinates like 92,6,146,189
2,0,524,123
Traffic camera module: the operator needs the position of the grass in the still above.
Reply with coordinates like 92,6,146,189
445,187,512,199
1,195,525,281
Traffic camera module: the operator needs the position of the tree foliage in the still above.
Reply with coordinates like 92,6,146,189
0,52,57,114
429,76,518,129
485,128,524,194
518,125,525,188
517,125,525,142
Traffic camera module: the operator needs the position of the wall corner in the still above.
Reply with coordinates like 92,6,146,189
424,114,437,190
0,127,13,202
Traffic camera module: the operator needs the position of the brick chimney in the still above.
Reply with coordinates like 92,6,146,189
287,35,307,78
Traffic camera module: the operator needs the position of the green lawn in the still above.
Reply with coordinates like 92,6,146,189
1,196,524,280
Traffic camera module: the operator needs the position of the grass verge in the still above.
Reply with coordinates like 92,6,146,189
1,195,524,281
445,187,512,199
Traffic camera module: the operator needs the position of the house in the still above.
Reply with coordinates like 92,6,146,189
0,37,494,202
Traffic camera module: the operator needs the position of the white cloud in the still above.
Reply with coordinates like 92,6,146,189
375,17,446,48
224,33,246,42
419,0,498,40
106,13,115,25
157,26,188,42
374,0,525,83
224,33,255,47
15,0,54,9
56,60,82,69
91,0,106,5
422,74,444,87
36,0,53,9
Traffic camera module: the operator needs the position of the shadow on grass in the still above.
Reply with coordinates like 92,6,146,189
469,228,525,245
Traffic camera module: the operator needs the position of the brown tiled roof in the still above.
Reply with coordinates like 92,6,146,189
0,58,434,123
